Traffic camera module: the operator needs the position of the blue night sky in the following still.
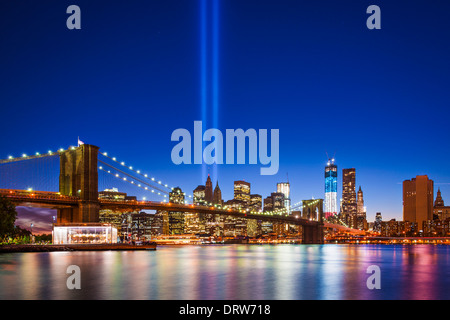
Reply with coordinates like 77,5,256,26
1,0,450,232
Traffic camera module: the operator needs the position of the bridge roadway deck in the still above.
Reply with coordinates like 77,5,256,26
1,189,323,227
100,199,321,227
0,189,79,208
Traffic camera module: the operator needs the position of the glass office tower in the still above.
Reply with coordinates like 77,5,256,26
325,159,338,219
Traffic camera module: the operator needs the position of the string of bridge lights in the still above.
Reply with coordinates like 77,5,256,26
253,199,318,216
97,159,170,195
98,166,168,201
200,200,307,217
98,152,177,193
3,146,76,162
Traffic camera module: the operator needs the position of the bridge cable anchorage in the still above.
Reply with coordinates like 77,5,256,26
99,152,173,191
98,161,169,198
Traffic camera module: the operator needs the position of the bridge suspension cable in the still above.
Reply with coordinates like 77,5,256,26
98,159,170,195
0,152,61,192
98,152,174,191
0,148,65,164
98,166,169,200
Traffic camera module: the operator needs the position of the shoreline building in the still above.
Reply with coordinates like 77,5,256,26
122,212,154,241
403,175,434,232
324,159,338,219
99,188,138,239
168,187,185,235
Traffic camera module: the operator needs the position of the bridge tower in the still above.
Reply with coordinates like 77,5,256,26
302,223,324,244
58,144,100,223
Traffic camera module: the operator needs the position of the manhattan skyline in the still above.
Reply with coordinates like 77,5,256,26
1,0,450,226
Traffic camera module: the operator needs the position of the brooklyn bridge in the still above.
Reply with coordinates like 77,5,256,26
0,143,363,244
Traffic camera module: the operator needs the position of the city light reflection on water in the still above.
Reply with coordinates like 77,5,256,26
0,244,449,300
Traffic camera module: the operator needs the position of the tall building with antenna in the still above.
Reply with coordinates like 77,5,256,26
277,182,291,214
324,158,338,219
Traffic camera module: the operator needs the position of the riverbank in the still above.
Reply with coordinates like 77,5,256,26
0,243,157,253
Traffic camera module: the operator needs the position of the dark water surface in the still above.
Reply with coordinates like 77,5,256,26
0,244,449,300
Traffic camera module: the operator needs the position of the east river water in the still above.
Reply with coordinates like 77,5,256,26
0,244,449,300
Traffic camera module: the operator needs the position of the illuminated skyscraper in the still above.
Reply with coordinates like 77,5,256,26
433,188,450,220
250,194,262,212
234,180,251,207
373,212,382,232
435,188,444,207
186,184,206,234
277,182,291,213
205,175,213,205
169,187,185,235
193,185,206,206
356,186,367,230
213,181,222,206
263,196,273,212
263,193,285,213
324,159,337,219
403,175,434,230
357,186,364,214
169,187,185,204
342,168,357,228
271,192,285,211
